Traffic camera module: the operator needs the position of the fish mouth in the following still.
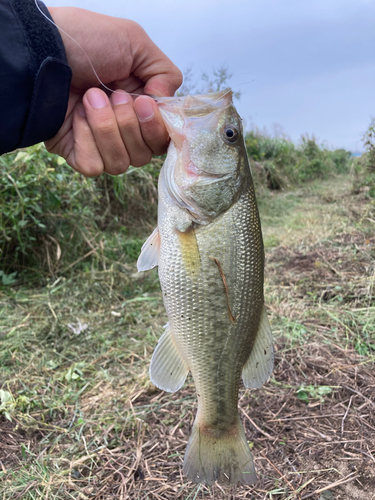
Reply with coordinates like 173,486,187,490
186,161,226,179
163,157,230,223
181,161,228,188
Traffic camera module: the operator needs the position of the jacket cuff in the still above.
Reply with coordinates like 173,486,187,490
20,56,72,149
0,0,72,154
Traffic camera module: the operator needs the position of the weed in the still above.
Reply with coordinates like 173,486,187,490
351,118,375,198
0,145,160,282
1,168,374,499
246,131,351,191
296,385,334,404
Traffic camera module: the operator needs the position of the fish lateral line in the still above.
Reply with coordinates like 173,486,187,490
209,256,236,323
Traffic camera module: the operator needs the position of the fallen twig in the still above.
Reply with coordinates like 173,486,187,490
301,473,359,499
343,385,375,409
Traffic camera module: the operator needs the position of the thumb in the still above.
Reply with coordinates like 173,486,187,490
144,71,183,98
127,21,182,96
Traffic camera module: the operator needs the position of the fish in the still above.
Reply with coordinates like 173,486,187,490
137,89,273,485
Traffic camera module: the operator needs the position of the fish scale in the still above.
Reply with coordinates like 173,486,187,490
137,89,273,485
159,189,264,425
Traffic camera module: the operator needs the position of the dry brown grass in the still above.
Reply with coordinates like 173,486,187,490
1,174,374,499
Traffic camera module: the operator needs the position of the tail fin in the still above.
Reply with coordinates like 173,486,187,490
183,416,257,485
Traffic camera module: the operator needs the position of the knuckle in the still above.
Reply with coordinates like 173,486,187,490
130,152,152,168
107,159,130,175
173,67,183,89
117,114,138,132
93,117,116,138
107,151,130,174
78,163,103,177
75,150,104,177
126,19,142,32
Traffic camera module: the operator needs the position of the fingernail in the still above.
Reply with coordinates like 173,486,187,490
112,90,131,106
86,88,108,109
135,97,154,121
77,105,86,117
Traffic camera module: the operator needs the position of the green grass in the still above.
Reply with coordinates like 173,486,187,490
0,265,166,498
0,147,374,498
247,131,352,190
0,145,160,284
259,175,361,249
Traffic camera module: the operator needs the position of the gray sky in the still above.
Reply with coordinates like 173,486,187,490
47,0,375,152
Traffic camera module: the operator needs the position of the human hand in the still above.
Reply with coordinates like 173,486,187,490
45,7,182,176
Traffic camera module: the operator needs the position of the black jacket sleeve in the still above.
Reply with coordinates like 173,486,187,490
0,0,72,155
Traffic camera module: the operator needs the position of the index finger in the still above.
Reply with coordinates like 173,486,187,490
134,96,170,156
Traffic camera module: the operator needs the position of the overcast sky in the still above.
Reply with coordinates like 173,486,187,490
47,0,375,152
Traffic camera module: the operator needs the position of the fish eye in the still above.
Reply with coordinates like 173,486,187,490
223,125,239,144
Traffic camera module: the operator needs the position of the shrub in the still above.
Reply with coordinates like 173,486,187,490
0,145,160,281
246,131,351,189
331,149,352,174
0,145,97,276
363,118,375,167
352,119,375,198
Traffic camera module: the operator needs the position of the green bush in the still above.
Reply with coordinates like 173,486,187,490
245,132,298,189
0,122,353,281
331,149,352,174
0,145,160,281
352,153,375,198
246,131,351,189
0,145,97,276
351,119,375,198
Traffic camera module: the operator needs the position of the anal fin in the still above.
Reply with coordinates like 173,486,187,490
150,323,189,392
242,305,273,389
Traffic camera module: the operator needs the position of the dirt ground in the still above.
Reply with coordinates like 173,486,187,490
1,177,374,499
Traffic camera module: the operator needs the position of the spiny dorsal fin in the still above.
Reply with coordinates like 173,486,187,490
150,323,189,392
137,227,160,272
242,306,273,389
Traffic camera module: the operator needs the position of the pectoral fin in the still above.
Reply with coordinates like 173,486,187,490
150,323,189,392
242,306,273,389
137,227,160,272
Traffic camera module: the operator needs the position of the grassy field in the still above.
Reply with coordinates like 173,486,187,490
0,169,374,499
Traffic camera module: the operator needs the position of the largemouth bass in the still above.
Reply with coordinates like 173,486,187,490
137,89,273,485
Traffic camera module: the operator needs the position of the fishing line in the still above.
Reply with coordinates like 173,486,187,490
33,0,251,110
34,0,135,97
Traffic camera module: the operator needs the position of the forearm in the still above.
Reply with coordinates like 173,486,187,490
0,0,72,155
